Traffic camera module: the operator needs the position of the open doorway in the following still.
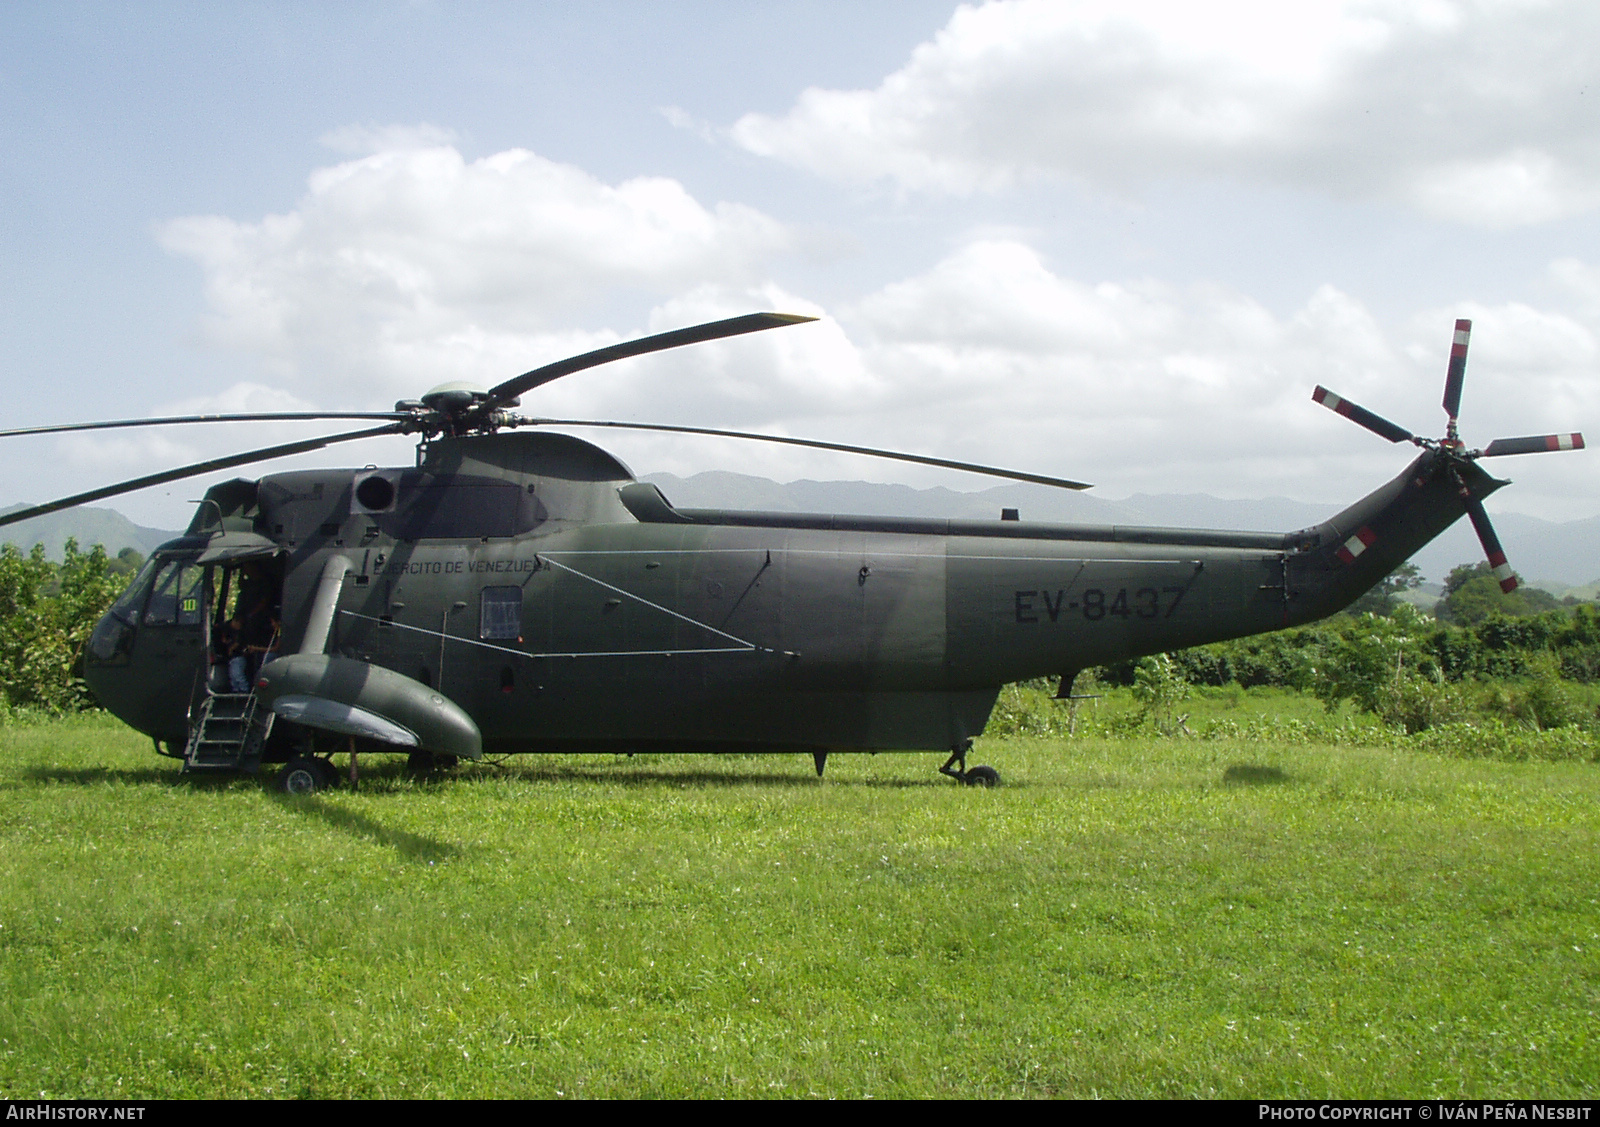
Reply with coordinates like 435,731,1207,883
208,556,286,694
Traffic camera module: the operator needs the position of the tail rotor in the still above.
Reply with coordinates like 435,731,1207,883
1311,318,1584,594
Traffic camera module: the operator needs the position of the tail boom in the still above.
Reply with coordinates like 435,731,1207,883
1284,449,1504,624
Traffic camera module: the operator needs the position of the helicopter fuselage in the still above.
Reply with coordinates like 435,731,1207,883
82,430,1499,759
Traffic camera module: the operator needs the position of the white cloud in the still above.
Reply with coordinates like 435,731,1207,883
533,238,1598,519
731,0,1600,228
153,135,1599,521
159,142,791,406
836,241,1401,491
792,239,1599,518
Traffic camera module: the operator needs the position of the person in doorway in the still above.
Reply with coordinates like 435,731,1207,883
220,616,251,693
235,563,272,641
209,614,235,691
247,614,281,678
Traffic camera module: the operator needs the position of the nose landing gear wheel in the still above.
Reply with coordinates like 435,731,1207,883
278,756,337,794
407,751,459,774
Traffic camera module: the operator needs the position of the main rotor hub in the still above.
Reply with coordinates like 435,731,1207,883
419,381,489,416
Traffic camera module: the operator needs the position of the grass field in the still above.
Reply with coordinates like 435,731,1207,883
1,702,1597,1099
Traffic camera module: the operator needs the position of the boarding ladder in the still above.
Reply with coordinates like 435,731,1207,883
182,691,274,775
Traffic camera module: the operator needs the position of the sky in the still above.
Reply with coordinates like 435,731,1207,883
3,0,1598,531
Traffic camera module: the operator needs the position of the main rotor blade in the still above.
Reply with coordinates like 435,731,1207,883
0,424,402,530
0,412,409,440
1462,495,1518,593
1311,386,1415,444
1442,318,1471,421
484,312,818,409
519,417,1092,490
1482,432,1586,457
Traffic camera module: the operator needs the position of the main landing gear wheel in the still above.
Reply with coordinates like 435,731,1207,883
964,764,1001,787
939,740,1001,787
278,756,336,794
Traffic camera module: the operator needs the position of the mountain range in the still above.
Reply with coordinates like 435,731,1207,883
0,504,181,562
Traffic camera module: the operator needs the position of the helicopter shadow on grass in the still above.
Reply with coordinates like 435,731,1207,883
18,761,460,862
489,764,824,788
266,789,460,864
1222,764,1292,785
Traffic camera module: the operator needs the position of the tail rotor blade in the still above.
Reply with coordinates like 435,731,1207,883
1311,387,1415,444
1442,318,1471,422
1482,433,1586,457
1463,495,1518,593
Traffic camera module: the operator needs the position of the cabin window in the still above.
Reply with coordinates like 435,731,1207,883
142,561,205,627
480,586,522,641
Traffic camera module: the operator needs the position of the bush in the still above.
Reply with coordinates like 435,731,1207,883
1130,654,1191,735
0,540,126,713
1313,605,1440,723
985,678,1077,738
1475,658,1590,731
1409,719,1599,763
1372,677,1470,734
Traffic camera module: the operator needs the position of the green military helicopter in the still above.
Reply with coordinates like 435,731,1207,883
0,314,1583,791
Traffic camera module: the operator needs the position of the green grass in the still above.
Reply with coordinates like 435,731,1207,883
1,708,1598,1098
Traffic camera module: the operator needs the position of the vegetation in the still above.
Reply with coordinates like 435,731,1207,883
1089,560,1600,739
1435,562,1563,626
0,541,135,715
992,677,1600,764
1346,560,1423,617
3,710,1599,1099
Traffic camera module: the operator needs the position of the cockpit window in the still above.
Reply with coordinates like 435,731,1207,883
142,561,206,627
108,557,162,624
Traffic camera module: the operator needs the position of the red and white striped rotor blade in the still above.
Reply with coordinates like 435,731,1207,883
1482,433,1586,457
1311,386,1415,444
1463,496,1518,594
1442,319,1471,421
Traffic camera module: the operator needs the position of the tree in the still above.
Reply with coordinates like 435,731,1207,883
108,547,144,579
1349,560,1424,616
1313,603,1465,732
0,539,127,712
1435,562,1560,626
